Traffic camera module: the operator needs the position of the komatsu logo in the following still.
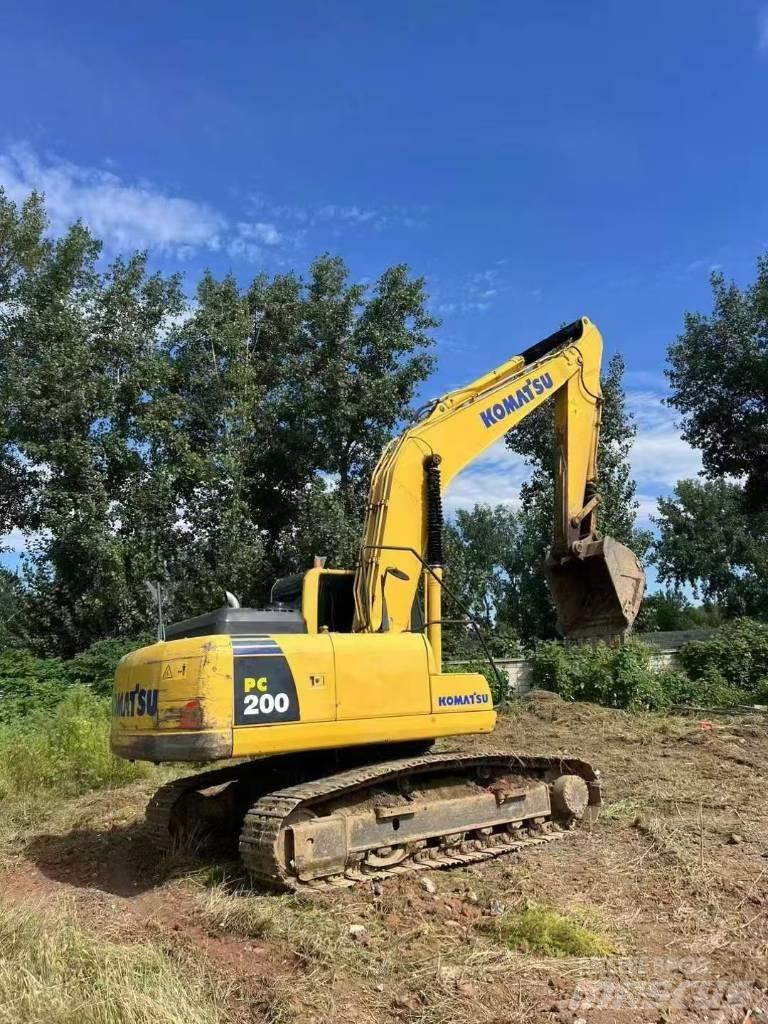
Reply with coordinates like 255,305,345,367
438,692,490,707
114,687,158,717
479,372,554,428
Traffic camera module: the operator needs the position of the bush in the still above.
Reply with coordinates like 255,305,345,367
62,635,151,697
0,688,148,799
529,620,768,712
0,648,68,723
658,667,750,708
445,658,506,704
676,618,768,696
0,636,146,724
529,640,669,711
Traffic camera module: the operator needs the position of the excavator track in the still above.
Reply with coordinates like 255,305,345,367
239,751,600,890
146,762,261,850
144,742,436,853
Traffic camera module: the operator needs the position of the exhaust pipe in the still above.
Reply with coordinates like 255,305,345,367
546,536,645,641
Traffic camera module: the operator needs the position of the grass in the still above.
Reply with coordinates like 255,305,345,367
484,904,617,958
199,883,372,967
0,687,150,800
0,901,237,1024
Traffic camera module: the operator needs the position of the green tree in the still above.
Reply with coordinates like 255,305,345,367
0,190,50,535
0,192,185,653
0,187,437,650
657,257,768,619
162,255,436,608
666,256,768,506
652,478,768,618
0,568,28,649
504,353,650,641
443,503,520,657
634,587,722,632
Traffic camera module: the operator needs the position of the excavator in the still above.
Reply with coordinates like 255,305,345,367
111,316,645,889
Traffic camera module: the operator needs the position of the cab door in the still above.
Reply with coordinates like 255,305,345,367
331,633,431,721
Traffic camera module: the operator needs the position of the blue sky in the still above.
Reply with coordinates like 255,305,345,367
2,1,767,575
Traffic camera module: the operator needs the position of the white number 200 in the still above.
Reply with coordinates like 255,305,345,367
243,692,290,716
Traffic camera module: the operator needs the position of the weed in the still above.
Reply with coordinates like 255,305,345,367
0,687,149,800
599,797,650,824
483,904,617,957
200,884,371,966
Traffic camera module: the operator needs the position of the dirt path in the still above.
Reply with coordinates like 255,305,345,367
2,699,767,1023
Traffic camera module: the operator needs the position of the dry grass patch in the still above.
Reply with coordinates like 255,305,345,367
199,883,373,967
0,900,239,1024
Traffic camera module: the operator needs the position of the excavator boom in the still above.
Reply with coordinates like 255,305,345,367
353,316,645,642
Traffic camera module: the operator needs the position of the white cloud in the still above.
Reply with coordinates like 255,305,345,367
226,220,289,263
1,528,28,554
0,143,226,254
0,143,402,264
438,267,504,319
436,302,457,316
634,494,662,527
444,440,527,514
248,193,423,233
758,5,768,53
235,221,283,246
315,203,381,225
627,389,702,488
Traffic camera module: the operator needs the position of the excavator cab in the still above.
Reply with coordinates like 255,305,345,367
546,536,645,640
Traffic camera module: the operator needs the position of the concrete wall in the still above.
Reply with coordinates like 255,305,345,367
448,657,534,696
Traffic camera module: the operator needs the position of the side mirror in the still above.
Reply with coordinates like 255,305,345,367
387,568,410,582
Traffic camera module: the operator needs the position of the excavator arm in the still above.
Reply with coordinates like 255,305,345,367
353,317,645,647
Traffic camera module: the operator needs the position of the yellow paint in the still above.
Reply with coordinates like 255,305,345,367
275,633,336,722
430,672,493,714
111,318,615,771
231,708,495,758
331,632,431,720
425,566,443,667
111,631,493,758
300,567,354,634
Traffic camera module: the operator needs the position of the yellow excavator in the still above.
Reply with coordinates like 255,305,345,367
111,317,644,888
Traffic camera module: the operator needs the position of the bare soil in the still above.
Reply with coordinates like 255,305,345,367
2,697,767,1024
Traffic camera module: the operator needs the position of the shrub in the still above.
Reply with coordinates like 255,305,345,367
659,666,751,708
0,648,68,723
445,658,507,704
676,618,768,696
0,636,146,724
62,635,150,697
0,687,148,799
529,640,668,711
529,623,766,712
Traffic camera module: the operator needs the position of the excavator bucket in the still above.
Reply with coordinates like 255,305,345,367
546,537,645,640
